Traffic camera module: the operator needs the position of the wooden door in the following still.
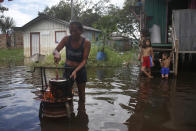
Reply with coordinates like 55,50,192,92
30,32,40,56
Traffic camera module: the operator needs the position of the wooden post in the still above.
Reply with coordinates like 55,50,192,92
174,39,179,76
172,47,175,74
70,0,74,21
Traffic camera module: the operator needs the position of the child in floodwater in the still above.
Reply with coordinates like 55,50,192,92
159,52,172,79
140,39,154,78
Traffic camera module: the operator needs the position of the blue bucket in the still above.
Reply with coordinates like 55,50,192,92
96,51,106,60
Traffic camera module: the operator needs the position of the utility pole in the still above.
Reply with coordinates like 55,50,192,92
70,0,73,22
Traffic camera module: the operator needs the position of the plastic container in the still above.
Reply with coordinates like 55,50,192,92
150,24,161,43
96,51,106,60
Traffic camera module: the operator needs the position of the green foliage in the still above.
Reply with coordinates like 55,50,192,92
0,16,15,34
93,15,118,40
30,44,136,67
43,0,74,21
0,5,8,13
0,5,8,18
31,51,66,67
79,0,110,26
79,9,101,26
42,0,110,27
0,5,14,34
117,1,139,40
42,0,139,41
87,44,136,67
42,0,140,40
93,4,120,47
0,48,24,66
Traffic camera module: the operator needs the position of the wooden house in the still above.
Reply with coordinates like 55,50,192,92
21,13,101,57
108,33,132,51
131,0,196,75
0,27,23,49
11,27,23,48
0,34,8,48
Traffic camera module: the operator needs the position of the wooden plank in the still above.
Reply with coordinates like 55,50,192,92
152,43,173,47
34,66,74,69
153,48,173,51
172,49,175,75
170,70,174,73
174,40,179,76
178,51,196,54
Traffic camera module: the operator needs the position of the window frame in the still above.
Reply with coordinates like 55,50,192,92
55,31,67,44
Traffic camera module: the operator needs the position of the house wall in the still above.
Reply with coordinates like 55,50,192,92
0,34,7,48
173,9,196,52
83,31,92,41
83,30,100,42
11,31,23,48
108,39,131,51
23,19,69,57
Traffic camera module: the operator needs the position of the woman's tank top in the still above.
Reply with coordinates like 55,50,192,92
65,36,85,62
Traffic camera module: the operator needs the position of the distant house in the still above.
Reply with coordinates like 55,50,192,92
21,13,101,57
0,34,8,48
11,27,23,48
108,33,132,51
0,27,23,49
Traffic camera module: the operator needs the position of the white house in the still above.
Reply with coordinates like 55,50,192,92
21,13,101,57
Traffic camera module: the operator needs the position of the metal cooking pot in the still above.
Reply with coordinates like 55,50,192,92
49,78,73,98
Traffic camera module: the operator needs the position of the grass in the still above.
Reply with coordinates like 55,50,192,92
87,45,137,67
0,48,24,66
31,51,66,67
0,46,137,67
30,44,138,67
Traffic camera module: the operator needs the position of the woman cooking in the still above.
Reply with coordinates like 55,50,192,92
53,21,91,116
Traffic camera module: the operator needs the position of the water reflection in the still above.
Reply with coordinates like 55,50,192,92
0,66,40,131
169,72,196,131
96,69,105,80
0,65,196,131
125,74,196,131
40,99,89,131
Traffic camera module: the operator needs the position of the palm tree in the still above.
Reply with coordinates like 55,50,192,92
0,17,15,47
0,16,15,34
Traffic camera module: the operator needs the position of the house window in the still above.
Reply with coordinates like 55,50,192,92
55,31,66,44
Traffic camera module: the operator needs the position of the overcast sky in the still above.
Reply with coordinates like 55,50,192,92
1,0,125,27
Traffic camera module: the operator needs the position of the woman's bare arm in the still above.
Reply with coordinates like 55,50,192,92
55,36,68,52
53,36,68,63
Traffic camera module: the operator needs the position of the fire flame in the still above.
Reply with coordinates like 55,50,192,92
43,88,55,103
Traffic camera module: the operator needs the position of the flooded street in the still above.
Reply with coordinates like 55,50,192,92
0,64,196,131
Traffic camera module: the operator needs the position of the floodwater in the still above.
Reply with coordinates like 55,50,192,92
0,64,196,131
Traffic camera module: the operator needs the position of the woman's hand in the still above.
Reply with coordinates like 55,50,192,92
54,54,61,64
53,49,61,64
70,70,77,80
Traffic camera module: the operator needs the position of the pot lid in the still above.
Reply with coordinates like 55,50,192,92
49,78,68,82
